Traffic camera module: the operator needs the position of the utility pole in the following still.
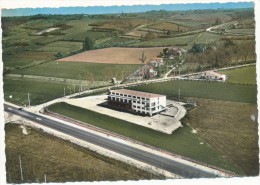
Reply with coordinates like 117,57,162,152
44,174,47,183
74,84,76,93
64,87,66,97
28,93,30,107
19,156,23,181
178,88,181,102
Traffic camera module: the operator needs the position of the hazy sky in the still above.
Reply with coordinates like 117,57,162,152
2,2,254,17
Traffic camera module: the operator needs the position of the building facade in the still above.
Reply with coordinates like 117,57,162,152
107,89,166,116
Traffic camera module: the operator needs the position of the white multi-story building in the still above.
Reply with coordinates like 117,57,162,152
108,89,166,116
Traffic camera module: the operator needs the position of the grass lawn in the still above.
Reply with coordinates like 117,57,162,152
221,66,256,84
5,124,160,183
184,98,259,176
127,80,257,104
3,78,72,106
48,102,240,174
11,61,140,81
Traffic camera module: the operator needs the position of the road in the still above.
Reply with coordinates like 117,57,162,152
5,104,223,178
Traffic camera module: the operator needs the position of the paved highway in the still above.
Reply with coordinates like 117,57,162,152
4,104,222,178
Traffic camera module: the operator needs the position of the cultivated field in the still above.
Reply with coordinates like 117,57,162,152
5,124,160,183
48,102,239,173
57,47,165,64
184,98,258,175
147,22,191,32
91,18,152,32
129,33,201,47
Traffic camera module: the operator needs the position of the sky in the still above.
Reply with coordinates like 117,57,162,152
1,2,254,17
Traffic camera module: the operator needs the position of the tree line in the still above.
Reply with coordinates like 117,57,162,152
186,40,255,72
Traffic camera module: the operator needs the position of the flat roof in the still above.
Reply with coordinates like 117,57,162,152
205,71,225,77
110,89,165,98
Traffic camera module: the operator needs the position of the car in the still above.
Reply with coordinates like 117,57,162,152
18,107,24,111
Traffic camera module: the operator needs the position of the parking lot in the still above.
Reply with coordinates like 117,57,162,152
64,95,186,134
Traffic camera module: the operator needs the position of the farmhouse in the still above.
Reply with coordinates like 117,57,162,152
149,57,164,67
201,71,227,81
138,65,158,79
107,89,166,116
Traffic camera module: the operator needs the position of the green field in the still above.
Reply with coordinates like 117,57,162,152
36,41,83,53
3,78,72,106
48,102,240,174
146,22,191,32
62,30,109,41
3,51,55,67
221,66,256,84
193,32,221,44
11,61,140,81
127,80,257,103
129,33,199,47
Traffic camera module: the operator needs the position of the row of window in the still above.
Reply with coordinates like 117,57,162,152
110,93,149,100
132,106,159,111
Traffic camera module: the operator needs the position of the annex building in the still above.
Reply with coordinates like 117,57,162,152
107,89,166,116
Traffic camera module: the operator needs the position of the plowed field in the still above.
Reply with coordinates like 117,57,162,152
57,47,165,64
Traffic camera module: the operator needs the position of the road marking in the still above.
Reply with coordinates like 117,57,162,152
8,108,12,110
36,117,42,121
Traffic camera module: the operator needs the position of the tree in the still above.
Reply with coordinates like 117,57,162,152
83,37,94,51
139,51,147,64
240,43,251,64
214,17,221,25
